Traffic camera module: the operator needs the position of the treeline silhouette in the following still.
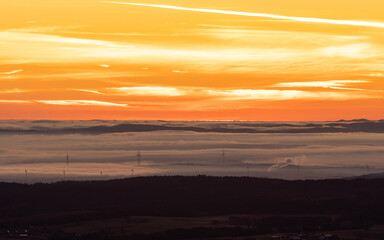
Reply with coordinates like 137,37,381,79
0,176,383,228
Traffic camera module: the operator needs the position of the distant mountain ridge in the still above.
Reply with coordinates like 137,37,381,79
348,172,384,179
0,119,384,134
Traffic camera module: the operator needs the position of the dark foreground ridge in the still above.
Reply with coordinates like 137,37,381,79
1,176,384,239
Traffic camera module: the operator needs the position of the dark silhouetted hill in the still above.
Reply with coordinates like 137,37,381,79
0,176,384,227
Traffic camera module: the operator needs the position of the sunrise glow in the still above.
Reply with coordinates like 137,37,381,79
1,0,383,120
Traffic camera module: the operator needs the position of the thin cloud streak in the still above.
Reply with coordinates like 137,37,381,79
36,100,128,107
108,87,186,96
0,86,377,106
0,89,29,94
72,89,106,95
99,64,111,68
106,86,377,100
103,1,384,29
202,89,374,100
0,69,23,75
275,80,369,89
0,100,30,103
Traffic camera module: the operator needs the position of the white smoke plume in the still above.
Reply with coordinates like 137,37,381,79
268,155,307,172
268,158,294,172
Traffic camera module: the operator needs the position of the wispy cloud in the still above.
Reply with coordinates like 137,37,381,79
318,44,375,58
172,70,188,73
361,73,383,77
202,89,374,100
0,29,380,76
274,80,370,90
5,71,141,80
103,1,384,29
200,28,369,49
72,89,106,95
0,89,29,94
107,85,379,100
106,85,379,100
108,87,186,96
60,30,152,36
9,26,77,33
0,100,30,103
36,100,128,107
99,64,111,68
0,69,23,75
2,30,110,45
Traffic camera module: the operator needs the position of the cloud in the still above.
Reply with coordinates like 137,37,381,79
105,86,376,100
60,30,152,37
362,73,383,77
202,89,373,100
10,71,141,80
318,43,375,58
99,64,111,68
200,27,368,47
0,100,30,103
0,31,134,64
0,69,23,75
204,89,304,100
1,121,384,181
2,31,111,46
0,29,380,76
172,70,188,73
108,87,186,96
72,89,106,95
103,1,384,29
8,25,86,34
274,80,370,90
0,89,29,94
36,100,128,107
0,84,377,108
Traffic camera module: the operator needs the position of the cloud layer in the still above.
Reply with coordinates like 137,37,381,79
0,120,383,182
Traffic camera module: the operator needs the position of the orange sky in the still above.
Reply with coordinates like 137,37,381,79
0,0,383,120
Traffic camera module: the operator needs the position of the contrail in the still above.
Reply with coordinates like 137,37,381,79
102,1,384,29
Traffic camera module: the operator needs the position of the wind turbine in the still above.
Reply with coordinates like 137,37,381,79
25,170,28,184
297,158,301,180
131,169,134,176
137,150,142,166
222,150,225,164
66,152,69,166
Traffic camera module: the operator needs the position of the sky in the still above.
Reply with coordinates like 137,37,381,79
1,0,384,120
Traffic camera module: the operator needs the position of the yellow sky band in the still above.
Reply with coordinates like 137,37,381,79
103,1,384,29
